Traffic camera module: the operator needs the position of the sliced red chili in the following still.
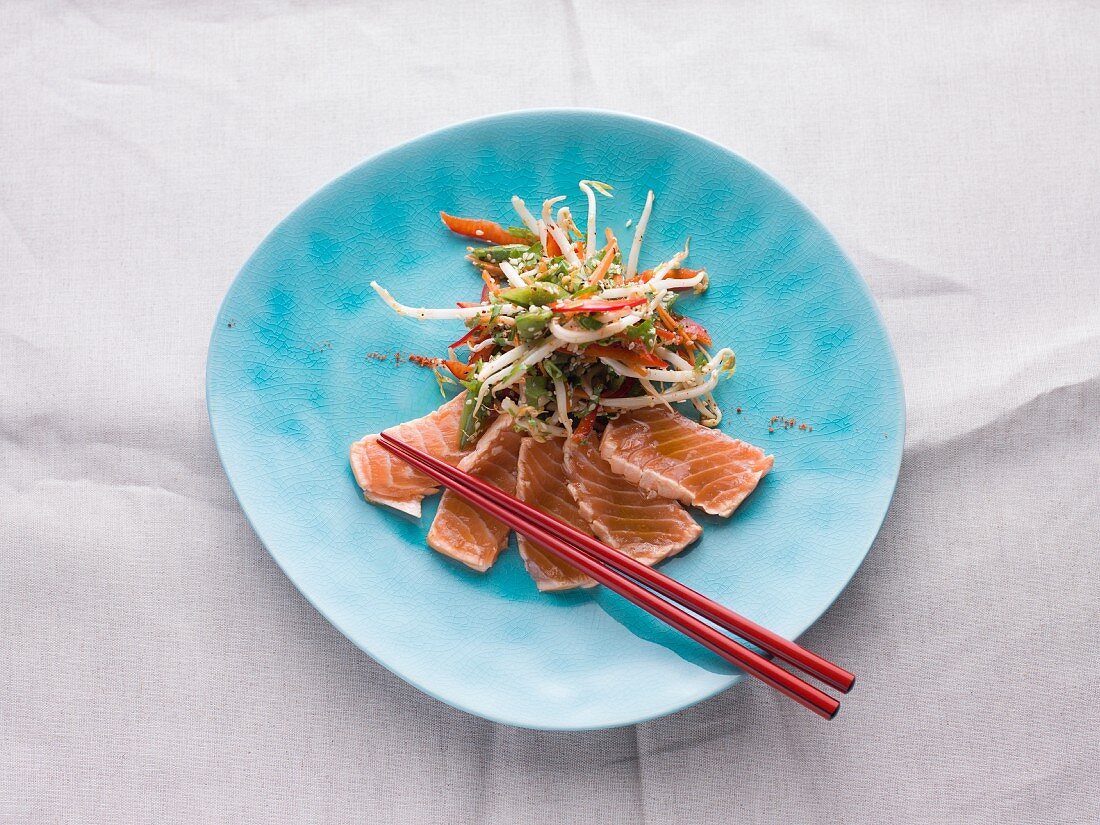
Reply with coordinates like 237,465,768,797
679,317,712,347
448,325,488,349
549,297,647,314
603,378,638,398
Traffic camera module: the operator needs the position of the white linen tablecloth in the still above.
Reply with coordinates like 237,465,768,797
3,3,1098,822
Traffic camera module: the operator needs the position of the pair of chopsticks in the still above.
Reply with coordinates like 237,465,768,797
378,433,854,719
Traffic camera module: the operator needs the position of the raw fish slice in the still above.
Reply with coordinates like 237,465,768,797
515,438,596,591
563,437,701,564
600,407,773,517
427,416,523,571
349,393,471,518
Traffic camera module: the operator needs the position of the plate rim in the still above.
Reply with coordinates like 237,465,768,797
206,107,906,730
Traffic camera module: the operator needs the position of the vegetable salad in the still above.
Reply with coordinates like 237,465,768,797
371,182,736,446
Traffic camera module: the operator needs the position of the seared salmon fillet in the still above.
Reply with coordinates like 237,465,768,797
515,438,596,591
600,406,773,517
349,393,471,518
427,416,523,571
563,436,701,564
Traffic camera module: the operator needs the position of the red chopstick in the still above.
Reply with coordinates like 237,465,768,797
388,430,852,694
379,430,853,693
378,433,845,719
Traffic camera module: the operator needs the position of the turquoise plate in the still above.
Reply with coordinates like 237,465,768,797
207,110,904,730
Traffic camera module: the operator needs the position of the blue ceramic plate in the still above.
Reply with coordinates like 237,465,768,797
207,110,904,730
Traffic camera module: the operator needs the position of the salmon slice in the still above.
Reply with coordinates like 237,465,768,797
349,393,472,518
564,437,701,564
515,438,596,591
426,416,524,571
600,406,774,517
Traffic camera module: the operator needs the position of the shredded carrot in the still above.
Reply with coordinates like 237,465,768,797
467,345,494,365
481,270,500,295
442,358,472,380
472,259,503,276
655,302,696,360
641,267,702,283
683,337,697,363
440,211,527,245
586,236,619,285
573,409,598,441
655,302,678,331
585,343,667,370
545,232,561,257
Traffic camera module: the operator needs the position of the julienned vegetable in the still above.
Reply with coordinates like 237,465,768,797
372,183,736,446
549,297,648,314
439,212,529,246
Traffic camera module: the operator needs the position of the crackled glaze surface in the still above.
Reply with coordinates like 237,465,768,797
206,110,904,729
